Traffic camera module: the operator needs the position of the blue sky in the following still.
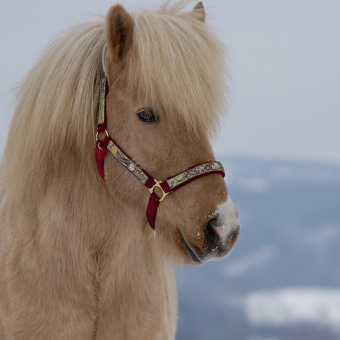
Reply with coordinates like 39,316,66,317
1,0,339,163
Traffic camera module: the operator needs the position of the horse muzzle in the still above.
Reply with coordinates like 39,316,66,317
180,218,240,263
177,196,240,263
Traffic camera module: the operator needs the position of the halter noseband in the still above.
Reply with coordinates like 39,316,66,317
95,75,225,230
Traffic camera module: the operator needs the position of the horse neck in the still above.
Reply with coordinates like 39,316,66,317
2,146,177,336
38,146,164,265
46,153,175,310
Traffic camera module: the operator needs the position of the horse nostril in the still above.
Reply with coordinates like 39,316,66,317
204,218,222,249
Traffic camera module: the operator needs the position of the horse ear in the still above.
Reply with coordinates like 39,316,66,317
192,2,206,23
105,4,133,65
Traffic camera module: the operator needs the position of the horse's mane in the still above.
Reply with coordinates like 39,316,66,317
127,0,228,133
3,0,228,203
3,22,105,203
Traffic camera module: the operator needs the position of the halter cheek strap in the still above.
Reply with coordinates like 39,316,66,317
95,76,225,229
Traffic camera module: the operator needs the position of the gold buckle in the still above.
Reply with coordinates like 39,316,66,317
148,179,169,202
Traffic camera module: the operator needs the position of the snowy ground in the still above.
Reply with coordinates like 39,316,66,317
236,288,340,334
176,157,340,340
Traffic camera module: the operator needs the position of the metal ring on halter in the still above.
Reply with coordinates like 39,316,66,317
96,130,109,141
148,179,169,202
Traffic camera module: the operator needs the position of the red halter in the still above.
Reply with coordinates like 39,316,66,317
95,75,225,229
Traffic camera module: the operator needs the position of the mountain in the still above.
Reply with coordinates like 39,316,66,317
175,157,340,340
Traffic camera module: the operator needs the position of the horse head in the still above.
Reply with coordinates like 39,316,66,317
100,2,240,264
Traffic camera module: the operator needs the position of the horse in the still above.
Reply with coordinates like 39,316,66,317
0,1,240,339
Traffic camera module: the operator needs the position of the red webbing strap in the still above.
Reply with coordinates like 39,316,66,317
146,193,160,230
96,75,109,180
96,136,111,180
96,146,106,180
146,180,171,229
145,163,224,229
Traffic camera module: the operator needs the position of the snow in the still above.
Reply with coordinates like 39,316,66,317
237,288,340,334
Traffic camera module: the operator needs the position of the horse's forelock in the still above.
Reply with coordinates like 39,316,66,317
125,0,228,135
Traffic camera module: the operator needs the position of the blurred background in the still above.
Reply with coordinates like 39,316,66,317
1,1,339,339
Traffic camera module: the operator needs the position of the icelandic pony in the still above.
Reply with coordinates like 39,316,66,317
0,1,240,339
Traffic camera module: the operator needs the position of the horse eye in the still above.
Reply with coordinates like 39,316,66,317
137,108,158,123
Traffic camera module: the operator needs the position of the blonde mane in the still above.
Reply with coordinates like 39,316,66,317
3,0,228,203
4,22,105,203
127,0,228,133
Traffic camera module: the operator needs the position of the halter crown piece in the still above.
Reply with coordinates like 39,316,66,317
95,74,226,230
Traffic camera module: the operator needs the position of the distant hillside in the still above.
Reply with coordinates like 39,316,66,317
176,157,340,340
